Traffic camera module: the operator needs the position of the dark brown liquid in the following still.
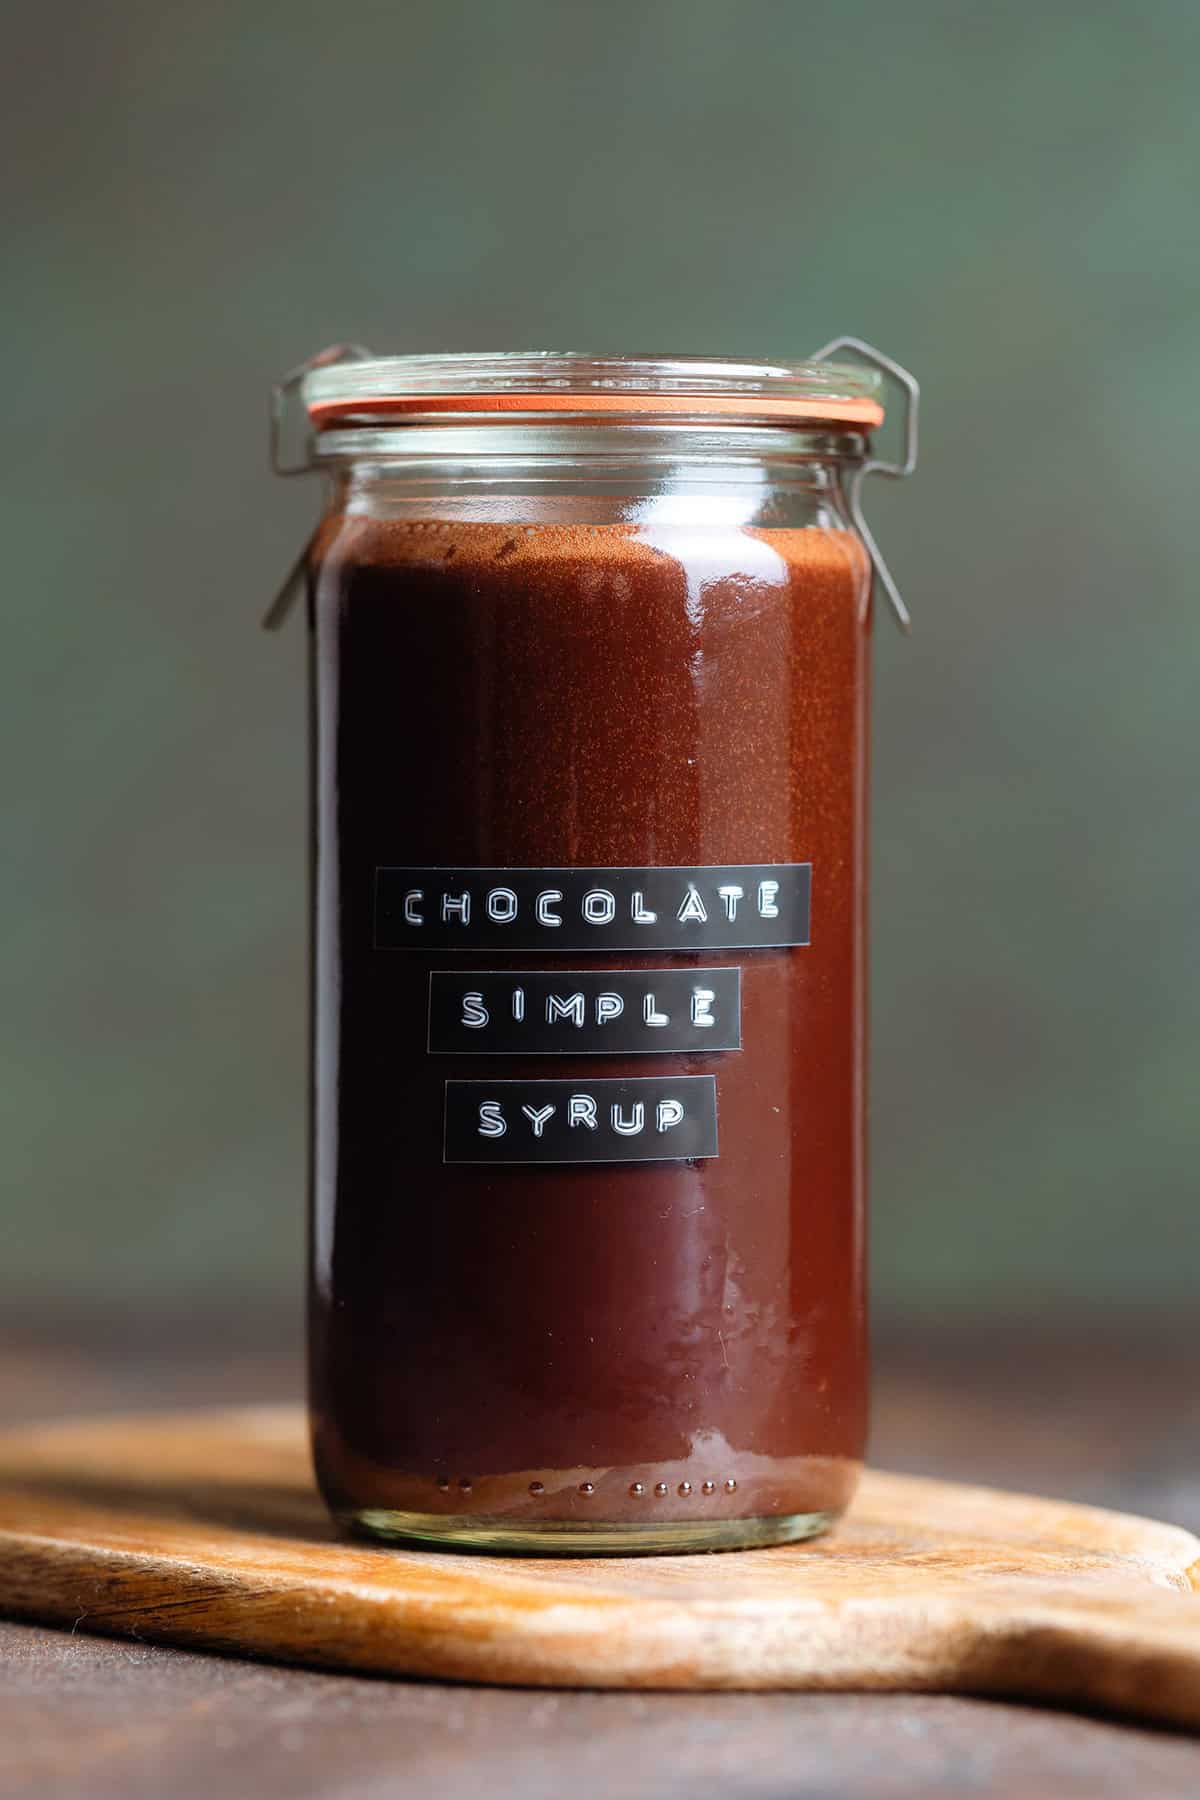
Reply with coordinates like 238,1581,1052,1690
309,517,870,1527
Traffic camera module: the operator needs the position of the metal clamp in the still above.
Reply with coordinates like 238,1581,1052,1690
263,344,373,627
810,335,918,632
270,341,373,477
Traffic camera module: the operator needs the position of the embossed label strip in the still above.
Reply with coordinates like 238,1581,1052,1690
376,864,811,952
428,968,741,1055
443,1075,719,1164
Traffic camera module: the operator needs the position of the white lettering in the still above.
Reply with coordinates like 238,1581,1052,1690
631,890,657,924
568,1094,598,1130
512,986,525,1022
403,889,424,925
485,886,518,923
677,884,709,925
461,992,489,1029
582,888,616,925
442,891,470,924
717,884,744,921
536,889,563,927
595,992,624,1025
643,994,669,1027
757,880,780,920
547,993,585,1028
691,988,716,1028
610,1101,646,1136
656,1099,685,1132
521,1103,556,1138
477,1101,506,1138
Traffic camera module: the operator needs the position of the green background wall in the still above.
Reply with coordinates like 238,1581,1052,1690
4,1,1198,1321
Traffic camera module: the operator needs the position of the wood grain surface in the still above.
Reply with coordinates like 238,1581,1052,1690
0,1405,1198,1727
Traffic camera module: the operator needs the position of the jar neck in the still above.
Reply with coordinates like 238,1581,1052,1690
315,421,868,533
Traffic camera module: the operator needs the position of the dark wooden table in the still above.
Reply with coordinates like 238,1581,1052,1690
2,1319,1198,1798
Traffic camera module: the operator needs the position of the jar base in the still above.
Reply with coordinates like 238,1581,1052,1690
342,1507,839,1557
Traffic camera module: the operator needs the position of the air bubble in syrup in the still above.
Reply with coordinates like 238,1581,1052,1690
529,1481,545,1496
578,1482,595,1496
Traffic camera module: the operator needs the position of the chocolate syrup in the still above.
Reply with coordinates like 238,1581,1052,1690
308,516,871,1540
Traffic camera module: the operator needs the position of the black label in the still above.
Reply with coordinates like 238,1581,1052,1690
376,864,811,952
443,1076,719,1164
428,968,741,1055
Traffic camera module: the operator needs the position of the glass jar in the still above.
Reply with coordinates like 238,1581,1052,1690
270,348,918,1554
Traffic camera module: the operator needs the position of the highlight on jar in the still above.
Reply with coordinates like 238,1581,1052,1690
270,344,919,1554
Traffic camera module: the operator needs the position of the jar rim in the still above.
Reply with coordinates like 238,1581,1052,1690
303,351,886,431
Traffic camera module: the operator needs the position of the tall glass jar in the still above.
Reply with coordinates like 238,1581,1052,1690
271,350,916,1554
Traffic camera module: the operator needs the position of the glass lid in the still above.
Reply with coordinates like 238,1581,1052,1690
302,351,887,430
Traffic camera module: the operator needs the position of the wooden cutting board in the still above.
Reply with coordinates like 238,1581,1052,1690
0,1406,1197,1727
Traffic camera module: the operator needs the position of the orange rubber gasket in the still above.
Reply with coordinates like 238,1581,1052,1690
308,391,885,429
